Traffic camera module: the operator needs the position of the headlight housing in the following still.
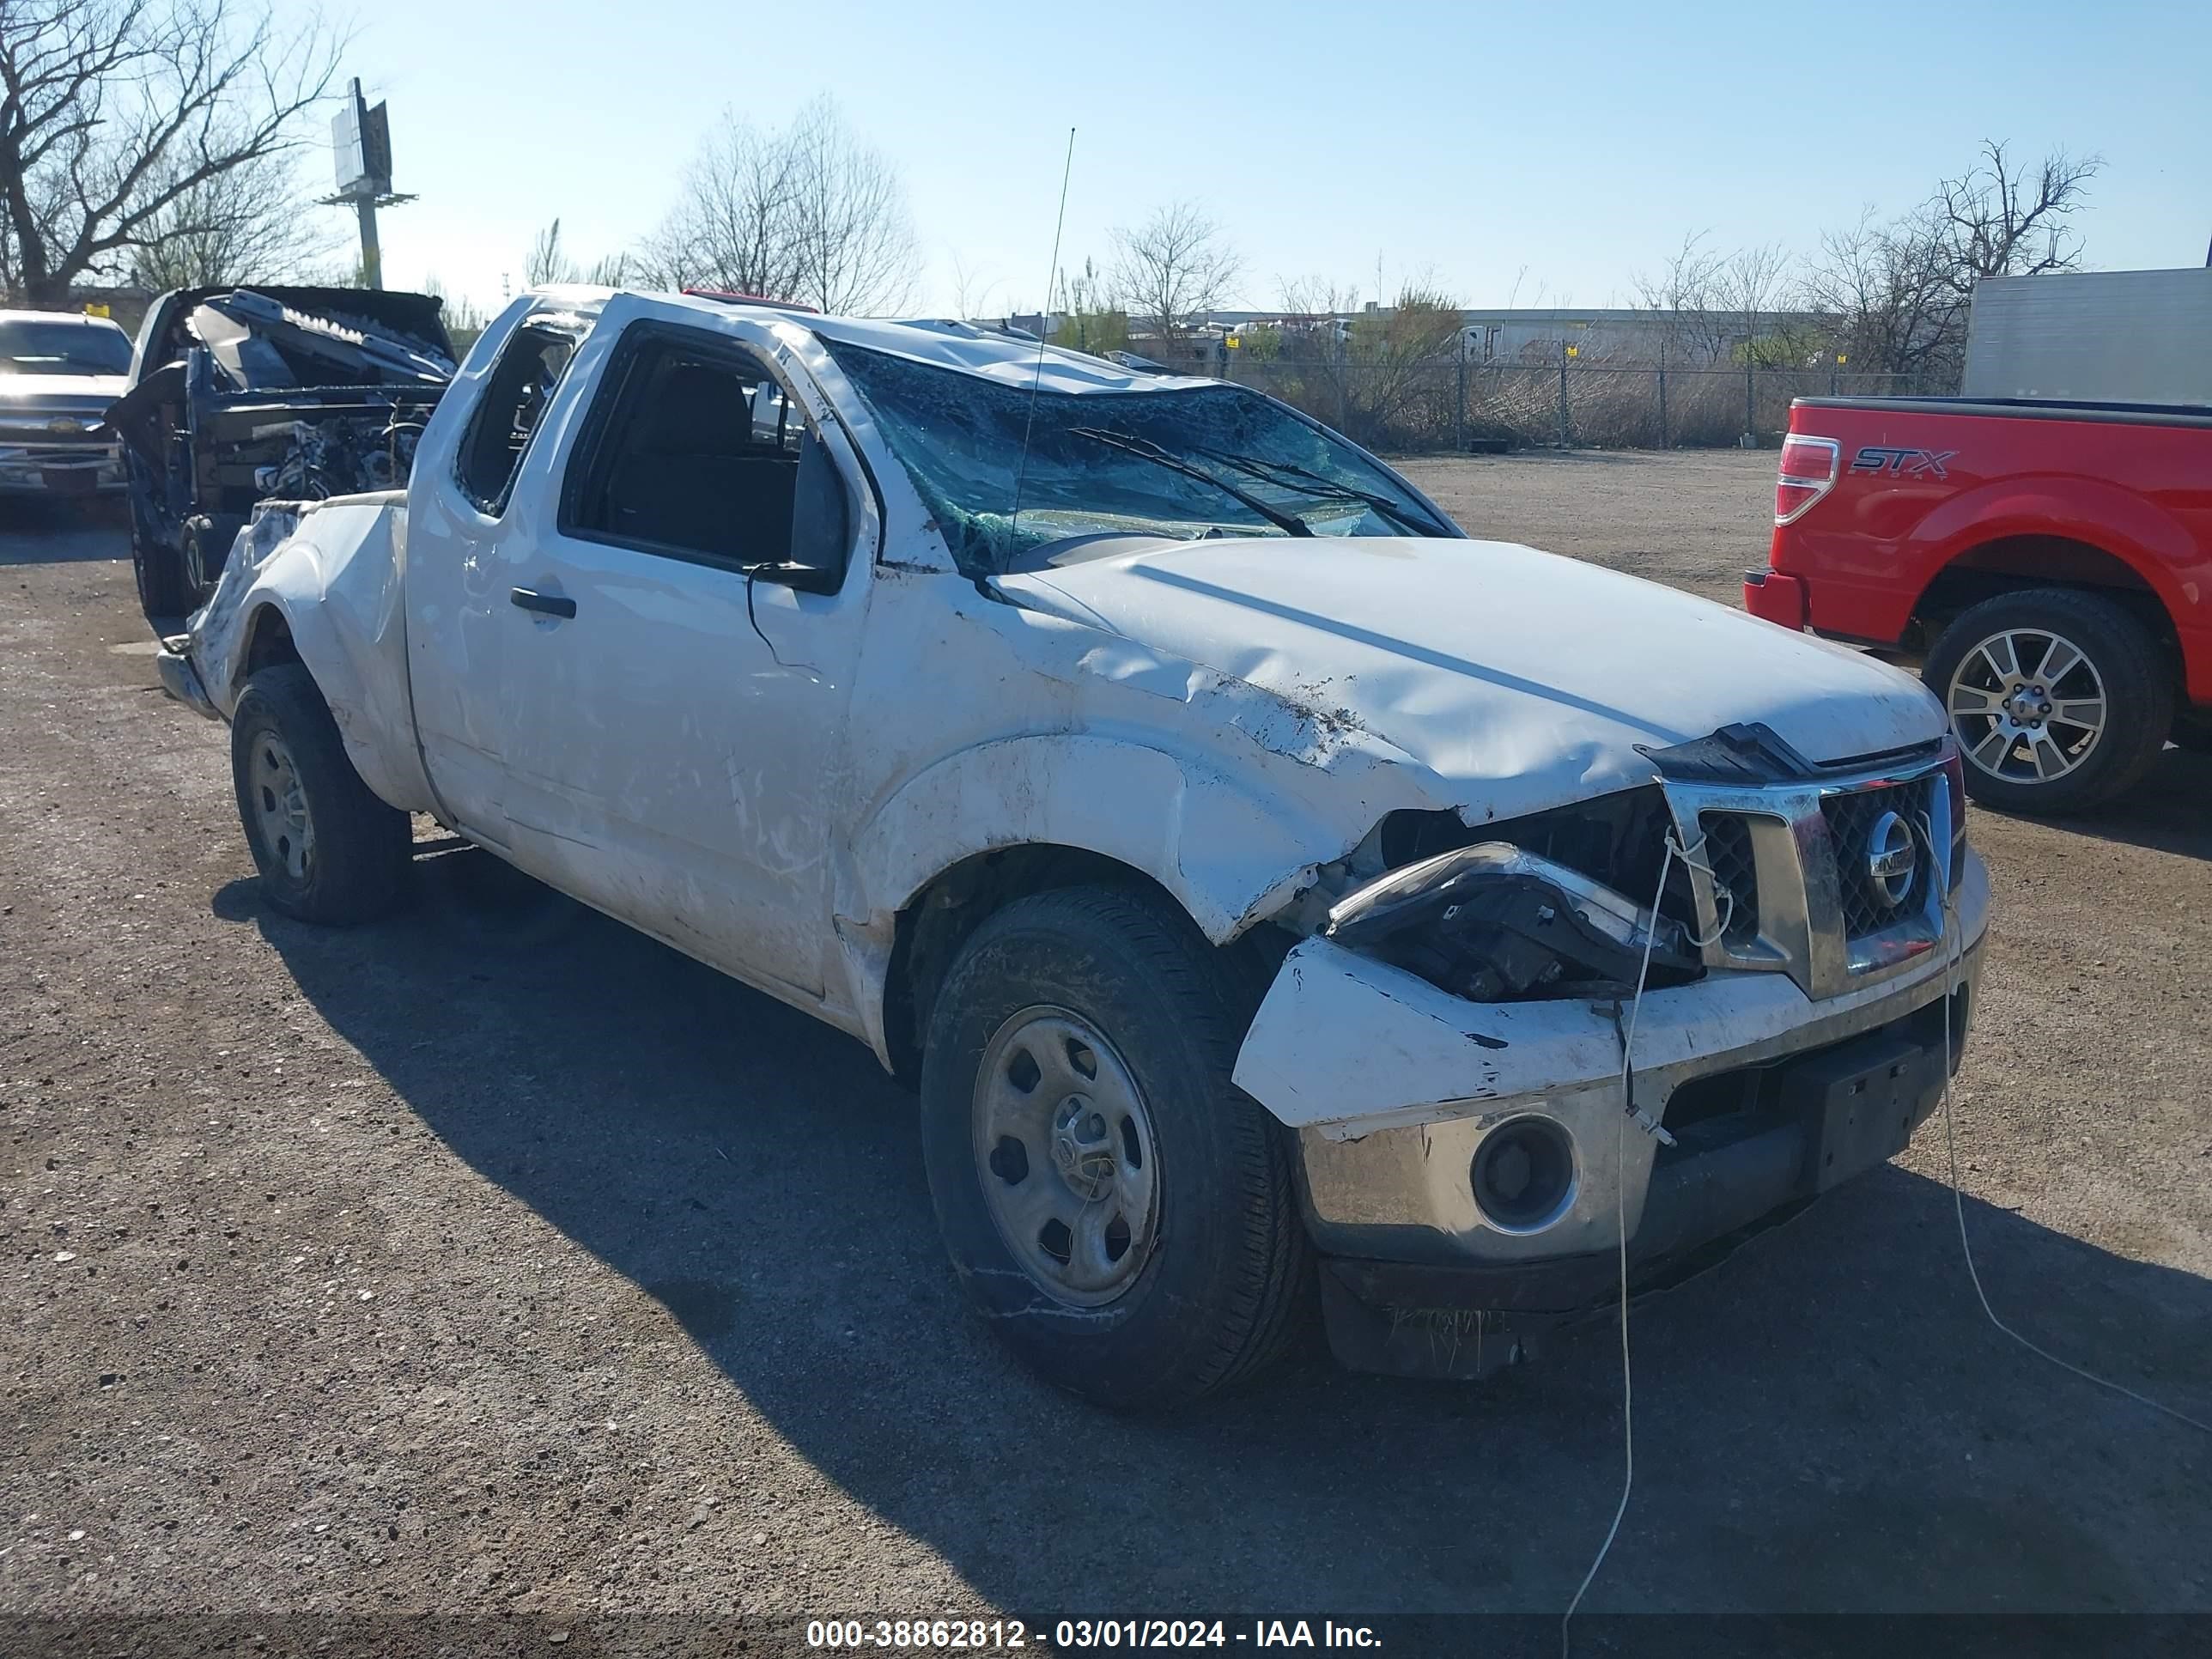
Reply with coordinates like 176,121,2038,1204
1325,842,1700,1002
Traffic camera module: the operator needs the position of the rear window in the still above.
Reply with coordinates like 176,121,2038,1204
0,319,131,376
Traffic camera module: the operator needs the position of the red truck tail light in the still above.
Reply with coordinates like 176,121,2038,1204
1774,434,1840,525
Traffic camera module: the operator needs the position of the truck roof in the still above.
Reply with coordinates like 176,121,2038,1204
526,284,1222,397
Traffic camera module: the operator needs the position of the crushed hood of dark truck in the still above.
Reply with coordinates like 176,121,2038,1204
183,289,454,391
112,286,458,621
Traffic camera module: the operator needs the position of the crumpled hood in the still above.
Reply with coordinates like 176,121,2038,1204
994,535,1945,813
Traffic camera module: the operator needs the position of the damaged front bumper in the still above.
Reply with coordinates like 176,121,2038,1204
1231,851,1988,1377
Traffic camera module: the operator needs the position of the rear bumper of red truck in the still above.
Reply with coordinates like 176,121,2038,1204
1742,567,1807,630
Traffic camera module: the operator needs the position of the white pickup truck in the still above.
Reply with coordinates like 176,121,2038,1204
157,287,1990,1409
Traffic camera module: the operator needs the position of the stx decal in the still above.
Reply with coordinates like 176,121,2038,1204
1850,446,1957,479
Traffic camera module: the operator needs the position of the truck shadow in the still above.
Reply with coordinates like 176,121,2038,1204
2063,744,2212,862
0,496,129,559
216,849,2212,1618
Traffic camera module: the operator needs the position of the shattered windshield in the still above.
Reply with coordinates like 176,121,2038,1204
821,340,1455,575
0,320,131,376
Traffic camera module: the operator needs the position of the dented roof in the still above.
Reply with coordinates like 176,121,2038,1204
532,285,1221,395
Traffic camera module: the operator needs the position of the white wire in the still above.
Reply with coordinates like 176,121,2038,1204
1668,825,1735,948
1917,812,2210,1437
1563,809,2207,1659
1561,831,1682,1656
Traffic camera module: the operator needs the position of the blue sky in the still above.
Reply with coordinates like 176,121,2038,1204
323,0,2209,319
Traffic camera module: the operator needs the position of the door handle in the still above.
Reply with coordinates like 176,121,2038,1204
510,586,576,619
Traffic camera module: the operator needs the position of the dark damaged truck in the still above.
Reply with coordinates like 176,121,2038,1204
153,288,1989,1411
110,285,455,618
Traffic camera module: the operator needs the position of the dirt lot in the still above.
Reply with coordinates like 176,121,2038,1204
2,453,2208,1648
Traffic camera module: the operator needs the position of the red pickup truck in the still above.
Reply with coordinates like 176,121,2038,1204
1745,397,2212,813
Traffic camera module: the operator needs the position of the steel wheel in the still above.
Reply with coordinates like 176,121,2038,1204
247,730,315,883
1946,626,2108,787
972,1006,1159,1308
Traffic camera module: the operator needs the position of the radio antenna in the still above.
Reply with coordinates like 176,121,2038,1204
1008,127,1076,550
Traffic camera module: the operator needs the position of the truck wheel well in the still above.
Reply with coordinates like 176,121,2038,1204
880,845,1279,1089
241,606,301,678
1911,536,2177,665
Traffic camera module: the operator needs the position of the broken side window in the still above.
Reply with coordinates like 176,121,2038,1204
456,324,578,516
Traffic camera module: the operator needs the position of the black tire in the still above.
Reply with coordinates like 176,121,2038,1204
919,885,1311,1411
2172,715,2212,756
130,512,192,622
230,664,410,924
1923,588,2173,815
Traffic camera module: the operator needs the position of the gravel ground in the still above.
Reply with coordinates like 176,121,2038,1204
1,460,2207,1650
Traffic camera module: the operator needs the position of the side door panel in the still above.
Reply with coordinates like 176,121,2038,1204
492,305,872,1000
404,319,583,841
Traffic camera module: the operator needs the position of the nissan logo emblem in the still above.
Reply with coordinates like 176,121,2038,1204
1866,810,1917,908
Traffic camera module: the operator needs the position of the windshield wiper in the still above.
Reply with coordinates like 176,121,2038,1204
1066,427,1313,538
1190,447,1453,537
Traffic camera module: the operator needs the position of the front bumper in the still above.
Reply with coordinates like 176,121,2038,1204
0,443,125,497
1231,852,1989,1373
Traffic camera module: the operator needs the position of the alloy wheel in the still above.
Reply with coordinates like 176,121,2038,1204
1946,627,2107,786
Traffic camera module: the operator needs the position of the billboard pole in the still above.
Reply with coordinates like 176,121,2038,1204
322,79,412,290
356,193,384,290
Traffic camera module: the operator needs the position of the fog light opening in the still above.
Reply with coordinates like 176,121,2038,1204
1471,1115,1577,1232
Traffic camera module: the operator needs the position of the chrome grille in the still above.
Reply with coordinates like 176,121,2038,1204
1658,744,1956,1002
1821,779,1934,939
1696,812,1759,946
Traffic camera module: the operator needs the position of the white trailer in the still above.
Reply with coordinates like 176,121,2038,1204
1963,266,2212,405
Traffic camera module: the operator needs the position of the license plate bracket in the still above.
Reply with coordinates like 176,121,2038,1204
1781,1029,1945,1194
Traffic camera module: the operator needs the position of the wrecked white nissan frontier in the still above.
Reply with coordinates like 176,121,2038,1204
156,288,1989,1409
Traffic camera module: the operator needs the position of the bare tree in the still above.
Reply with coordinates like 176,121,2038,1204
635,97,915,314
635,115,800,297
1633,232,1732,362
1633,234,1802,364
520,218,627,289
784,98,915,314
419,271,487,355
124,141,333,289
1276,273,1358,320
1254,277,1464,446
1933,141,2100,294
1801,207,1956,382
525,217,571,286
0,0,341,306
1111,203,1239,342
1716,241,1801,367
1052,255,1124,355
945,252,1000,322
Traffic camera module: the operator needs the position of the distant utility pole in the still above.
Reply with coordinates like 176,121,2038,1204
319,79,416,289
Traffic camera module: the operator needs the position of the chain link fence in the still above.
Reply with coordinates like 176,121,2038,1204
1222,354,1948,453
